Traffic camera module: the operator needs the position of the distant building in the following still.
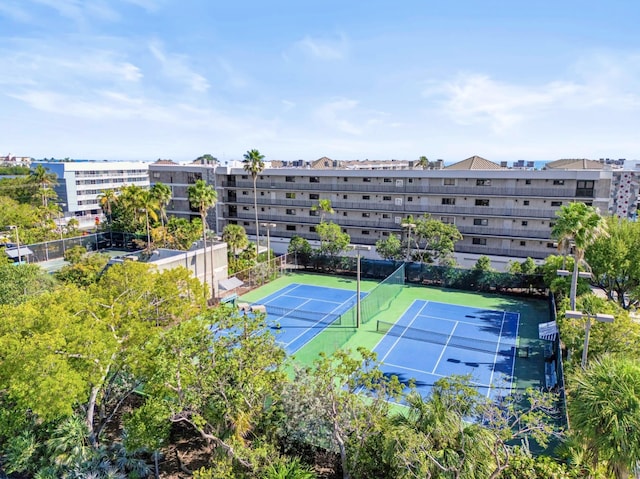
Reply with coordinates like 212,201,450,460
33,160,149,224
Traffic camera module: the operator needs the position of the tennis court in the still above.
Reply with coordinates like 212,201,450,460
249,283,364,354
373,300,520,400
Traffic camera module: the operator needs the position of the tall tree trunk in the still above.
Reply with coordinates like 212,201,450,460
201,212,208,302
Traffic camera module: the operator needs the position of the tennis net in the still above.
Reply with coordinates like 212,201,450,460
376,320,516,356
261,304,344,326
343,263,405,326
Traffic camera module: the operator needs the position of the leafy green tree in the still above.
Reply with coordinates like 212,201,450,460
474,255,492,271
194,153,218,165
287,235,312,265
311,198,334,222
55,252,109,287
412,214,462,264
316,221,350,257
243,149,266,256
0,263,55,305
139,189,160,251
133,305,287,473
552,202,607,309
280,349,402,479
417,155,430,169
507,260,523,274
375,234,404,261
188,179,218,298
586,216,640,309
521,257,538,274
568,355,640,479
152,216,203,250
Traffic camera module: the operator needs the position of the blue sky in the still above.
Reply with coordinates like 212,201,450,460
2,0,640,164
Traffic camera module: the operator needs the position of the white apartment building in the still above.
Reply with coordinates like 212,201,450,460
215,156,613,261
33,160,149,223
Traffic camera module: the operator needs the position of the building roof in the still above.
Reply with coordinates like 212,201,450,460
445,156,503,170
544,158,604,170
153,159,179,165
5,246,34,259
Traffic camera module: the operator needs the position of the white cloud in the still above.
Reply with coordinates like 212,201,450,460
293,34,348,61
149,40,209,92
427,52,640,133
314,99,362,135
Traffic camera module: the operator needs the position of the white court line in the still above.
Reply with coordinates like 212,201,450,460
414,313,502,328
430,321,459,374
285,291,358,350
486,311,507,398
261,283,305,306
383,362,491,388
380,301,430,363
284,293,345,306
369,299,422,352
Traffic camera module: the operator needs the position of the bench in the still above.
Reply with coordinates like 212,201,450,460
237,302,251,313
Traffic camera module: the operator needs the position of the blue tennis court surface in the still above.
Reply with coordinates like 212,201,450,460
252,283,363,354
374,300,520,400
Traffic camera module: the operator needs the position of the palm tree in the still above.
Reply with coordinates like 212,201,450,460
150,183,172,227
552,202,607,309
118,185,145,225
188,179,218,299
138,190,160,252
568,355,640,479
29,164,58,207
242,149,265,257
98,189,118,224
222,224,249,257
417,155,430,170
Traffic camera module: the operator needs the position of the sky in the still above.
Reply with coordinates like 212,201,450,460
2,1,640,165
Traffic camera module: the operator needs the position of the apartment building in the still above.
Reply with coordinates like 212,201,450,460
216,156,613,260
33,160,149,223
148,160,219,231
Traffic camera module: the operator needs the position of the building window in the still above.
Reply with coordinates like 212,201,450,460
242,191,248,195
407,196,413,202
309,193,319,200
362,230,370,235
343,195,348,200
408,178,414,183
525,179,532,185
260,191,265,196
473,218,488,226
551,201,562,207
549,222,556,228
382,213,390,219
285,176,295,182
382,231,389,236
475,199,490,206
187,172,202,184
310,210,319,217
362,195,370,200
310,177,319,183
442,198,456,205
242,175,248,179
577,180,594,196
521,221,528,226
286,225,296,231
286,209,296,215
520,241,526,246
363,177,371,182
553,180,565,185
343,212,348,216
310,226,316,232
443,178,456,186
547,242,557,248
476,179,491,186
242,206,250,211
441,216,455,224
362,212,370,218
523,200,530,206
472,238,487,245
383,196,392,201
152,172,161,178
286,192,296,199
343,177,348,182
395,198,403,206
395,179,404,187
384,178,392,183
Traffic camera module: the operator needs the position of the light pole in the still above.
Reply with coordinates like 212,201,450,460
260,223,276,264
401,221,416,263
351,245,371,328
557,268,591,311
8,225,21,264
58,203,67,254
565,310,614,369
